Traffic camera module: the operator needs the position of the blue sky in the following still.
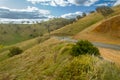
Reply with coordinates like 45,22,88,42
0,0,119,19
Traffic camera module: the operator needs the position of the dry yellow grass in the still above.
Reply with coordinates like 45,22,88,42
99,47,120,65
0,38,71,80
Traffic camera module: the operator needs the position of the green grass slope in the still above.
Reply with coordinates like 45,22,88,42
0,18,72,45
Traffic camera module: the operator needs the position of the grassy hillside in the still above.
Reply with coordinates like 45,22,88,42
0,38,120,80
0,18,72,45
51,13,104,36
0,35,49,62
0,24,46,45
74,14,120,45
51,5,120,36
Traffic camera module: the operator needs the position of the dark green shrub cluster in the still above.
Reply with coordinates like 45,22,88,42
8,47,23,57
71,40,100,56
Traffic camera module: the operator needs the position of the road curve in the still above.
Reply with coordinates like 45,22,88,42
54,36,120,50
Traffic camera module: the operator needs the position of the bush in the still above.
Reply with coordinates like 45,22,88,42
8,47,23,57
70,40,100,56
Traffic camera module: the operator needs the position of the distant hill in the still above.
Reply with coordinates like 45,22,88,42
0,18,73,45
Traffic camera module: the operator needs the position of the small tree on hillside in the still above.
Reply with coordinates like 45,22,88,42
44,23,51,38
76,15,82,20
82,12,87,17
96,6,114,17
8,47,23,57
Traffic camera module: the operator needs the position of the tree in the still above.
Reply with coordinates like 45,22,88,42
82,12,86,17
96,6,114,17
45,24,51,38
76,15,82,20
90,11,95,14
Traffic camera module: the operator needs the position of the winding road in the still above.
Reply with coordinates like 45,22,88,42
54,36,120,50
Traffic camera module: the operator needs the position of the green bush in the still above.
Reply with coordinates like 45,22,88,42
71,40,100,56
8,47,23,57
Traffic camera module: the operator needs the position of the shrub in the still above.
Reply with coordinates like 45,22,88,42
70,40,100,56
8,47,23,57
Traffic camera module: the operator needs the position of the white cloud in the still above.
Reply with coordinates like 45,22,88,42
114,0,120,6
0,6,52,19
95,3,109,6
27,0,98,6
61,11,83,19
0,6,50,15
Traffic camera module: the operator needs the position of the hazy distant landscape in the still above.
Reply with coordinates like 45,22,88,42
0,0,120,80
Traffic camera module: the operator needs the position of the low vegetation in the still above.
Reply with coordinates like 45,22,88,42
70,40,100,56
8,47,23,57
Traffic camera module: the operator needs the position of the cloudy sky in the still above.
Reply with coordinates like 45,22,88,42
0,0,119,19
